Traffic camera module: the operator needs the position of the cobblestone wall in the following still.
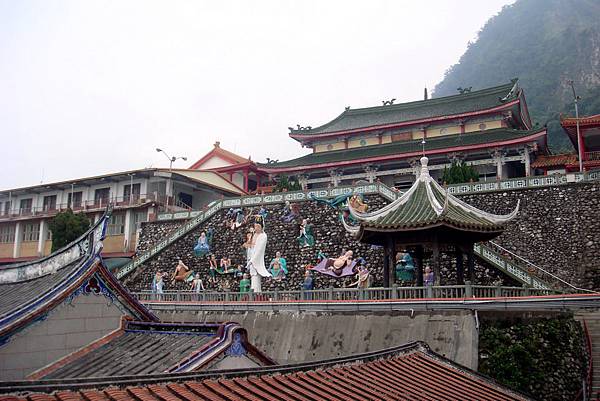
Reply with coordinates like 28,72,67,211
462,182,600,290
125,194,516,292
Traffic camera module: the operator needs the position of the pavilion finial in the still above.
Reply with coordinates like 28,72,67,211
419,156,430,179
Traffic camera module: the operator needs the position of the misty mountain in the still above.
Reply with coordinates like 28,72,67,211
434,0,600,151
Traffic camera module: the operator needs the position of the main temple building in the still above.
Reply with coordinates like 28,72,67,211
249,80,548,190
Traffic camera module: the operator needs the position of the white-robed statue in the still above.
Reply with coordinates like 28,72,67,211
247,219,270,293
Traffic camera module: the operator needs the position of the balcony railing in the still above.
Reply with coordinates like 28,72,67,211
0,193,167,220
132,284,562,304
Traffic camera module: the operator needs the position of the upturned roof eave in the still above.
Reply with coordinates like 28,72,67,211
289,99,520,141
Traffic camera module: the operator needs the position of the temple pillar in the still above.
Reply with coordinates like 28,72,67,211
492,149,506,180
432,240,440,285
456,248,464,285
297,174,309,191
13,222,22,258
363,164,378,183
467,248,475,283
519,146,531,177
415,245,424,287
37,219,48,256
328,168,342,187
383,237,393,288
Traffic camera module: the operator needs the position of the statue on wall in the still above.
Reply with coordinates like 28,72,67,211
310,250,358,277
193,228,213,257
395,252,415,284
349,264,370,288
310,193,352,210
269,251,288,280
171,259,194,283
225,208,245,230
297,219,315,247
348,194,368,213
247,218,271,293
242,231,255,264
281,201,300,224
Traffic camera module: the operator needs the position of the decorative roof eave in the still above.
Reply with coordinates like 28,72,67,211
0,207,157,341
260,129,547,174
289,99,521,141
188,142,251,170
561,114,600,128
344,156,519,240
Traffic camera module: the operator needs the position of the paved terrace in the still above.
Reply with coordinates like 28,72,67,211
133,286,600,312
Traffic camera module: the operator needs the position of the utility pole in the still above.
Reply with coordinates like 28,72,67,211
567,80,583,172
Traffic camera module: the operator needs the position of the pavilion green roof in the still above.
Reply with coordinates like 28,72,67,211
259,127,546,171
290,81,519,137
343,157,519,238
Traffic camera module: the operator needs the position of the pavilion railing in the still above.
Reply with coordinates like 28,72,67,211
131,284,562,303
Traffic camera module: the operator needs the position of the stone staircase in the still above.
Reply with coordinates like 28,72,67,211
474,242,553,290
576,311,599,399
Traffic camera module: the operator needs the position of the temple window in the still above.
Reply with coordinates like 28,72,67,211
440,127,448,135
327,144,333,151
479,123,487,130
360,139,367,146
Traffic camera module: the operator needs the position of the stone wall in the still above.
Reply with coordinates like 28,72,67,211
156,309,479,369
461,182,600,290
127,194,516,292
136,220,184,254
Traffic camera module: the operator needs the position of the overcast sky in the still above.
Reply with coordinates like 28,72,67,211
0,0,515,190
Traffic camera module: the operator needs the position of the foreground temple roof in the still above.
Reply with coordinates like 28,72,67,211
0,208,156,344
289,81,524,139
30,321,275,380
344,156,519,244
260,127,546,173
0,342,531,400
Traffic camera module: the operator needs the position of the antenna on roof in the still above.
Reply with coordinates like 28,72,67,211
424,87,428,100
421,137,426,157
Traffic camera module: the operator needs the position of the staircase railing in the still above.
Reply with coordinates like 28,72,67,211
115,183,397,279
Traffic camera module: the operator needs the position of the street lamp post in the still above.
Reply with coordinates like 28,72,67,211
567,80,584,173
155,148,187,210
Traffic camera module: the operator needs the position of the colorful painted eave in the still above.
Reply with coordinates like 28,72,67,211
288,81,521,141
259,127,547,174
0,207,157,343
0,341,532,400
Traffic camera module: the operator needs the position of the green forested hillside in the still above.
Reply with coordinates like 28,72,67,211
434,0,600,151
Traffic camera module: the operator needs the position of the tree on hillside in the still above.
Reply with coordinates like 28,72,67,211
48,209,90,252
441,161,480,185
433,0,600,152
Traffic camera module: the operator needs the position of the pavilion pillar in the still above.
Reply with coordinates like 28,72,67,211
456,247,464,285
467,248,475,283
244,170,249,192
415,245,424,287
383,236,393,288
432,240,440,285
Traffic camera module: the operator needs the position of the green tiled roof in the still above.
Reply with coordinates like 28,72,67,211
291,82,518,136
259,127,545,170
345,157,519,234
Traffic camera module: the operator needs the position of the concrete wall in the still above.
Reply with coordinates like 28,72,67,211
156,309,479,370
0,293,125,380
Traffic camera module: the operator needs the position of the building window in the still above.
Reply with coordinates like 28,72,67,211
22,222,40,242
20,198,33,214
360,139,367,146
479,123,487,130
123,183,141,203
133,210,147,229
0,224,15,243
43,195,57,211
68,192,83,209
107,214,125,236
440,127,448,135
327,144,333,151
46,229,53,241
3,201,11,215
94,188,110,206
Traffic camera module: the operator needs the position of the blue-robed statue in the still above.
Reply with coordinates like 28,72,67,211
194,228,213,257
395,251,415,284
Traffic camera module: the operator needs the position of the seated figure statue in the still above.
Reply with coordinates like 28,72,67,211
193,231,211,257
269,251,288,274
171,259,193,283
270,259,286,281
281,201,300,224
297,219,315,247
349,194,368,213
